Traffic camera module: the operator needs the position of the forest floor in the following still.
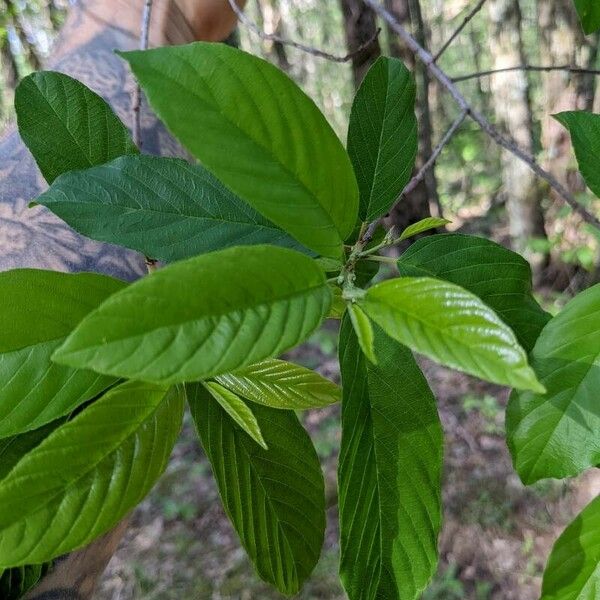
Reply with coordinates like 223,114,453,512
96,320,600,600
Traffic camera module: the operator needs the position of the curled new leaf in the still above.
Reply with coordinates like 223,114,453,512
53,246,332,384
215,358,340,410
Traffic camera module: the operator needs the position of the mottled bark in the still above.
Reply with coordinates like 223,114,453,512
254,0,290,71
538,0,599,190
488,0,546,255
384,0,440,230
338,0,381,87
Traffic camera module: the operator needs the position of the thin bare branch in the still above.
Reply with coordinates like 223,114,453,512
131,0,158,269
452,64,600,82
433,0,488,63
363,0,600,229
227,0,380,63
401,110,468,200
132,0,153,150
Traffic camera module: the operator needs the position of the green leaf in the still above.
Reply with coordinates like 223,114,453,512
0,563,49,600
188,382,325,595
573,0,600,34
328,284,347,319
120,43,358,259
15,71,137,184
397,234,550,352
0,269,124,438
347,303,377,364
541,494,600,599
507,283,600,484
203,381,267,449
54,246,331,385
554,111,600,199
362,276,544,392
347,56,418,221
0,381,183,567
338,316,443,600
36,155,307,263
398,217,451,241
0,420,62,481
215,358,340,410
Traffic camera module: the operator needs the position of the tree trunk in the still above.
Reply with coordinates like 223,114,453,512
254,0,290,71
338,0,381,87
384,0,441,231
488,0,546,257
538,0,599,191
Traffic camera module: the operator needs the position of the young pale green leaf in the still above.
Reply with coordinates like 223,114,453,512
554,111,600,199
507,284,600,484
338,317,443,600
54,246,331,385
347,56,418,221
398,217,451,241
204,381,267,449
215,358,340,410
36,155,307,263
120,43,358,259
188,382,325,595
397,234,550,352
574,0,600,34
0,269,124,438
347,303,377,364
541,494,600,599
15,71,137,184
362,277,544,392
328,284,347,319
0,381,183,567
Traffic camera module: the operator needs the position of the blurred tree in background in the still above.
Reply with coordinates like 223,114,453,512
1,0,598,289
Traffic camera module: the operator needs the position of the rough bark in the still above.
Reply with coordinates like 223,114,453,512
488,0,546,255
538,0,599,191
254,0,290,71
384,0,440,231
338,0,382,87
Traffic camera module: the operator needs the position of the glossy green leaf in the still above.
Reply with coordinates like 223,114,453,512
329,284,347,319
54,246,331,384
554,111,600,199
338,317,442,600
36,155,307,263
15,71,137,184
362,277,544,392
215,358,340,410
0,269,124,438
347,303,377,364
0,381,183,567
347,56,418,221
507,284,600,484
204,381,267,449
541,494,600,599
120,43,358,259
573,0,600,34
398,217,451,241
397,234,550,352
188,382,325,595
